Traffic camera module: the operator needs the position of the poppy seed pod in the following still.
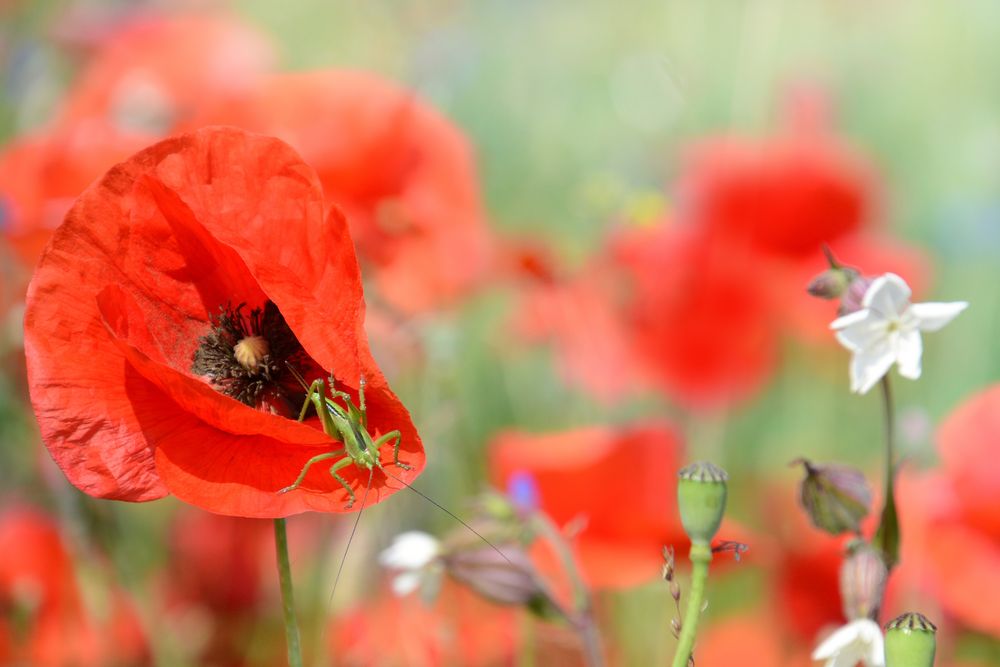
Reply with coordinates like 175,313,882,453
884,612,936,667
677,461,728,544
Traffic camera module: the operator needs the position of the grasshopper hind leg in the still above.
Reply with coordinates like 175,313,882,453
328,457,357,509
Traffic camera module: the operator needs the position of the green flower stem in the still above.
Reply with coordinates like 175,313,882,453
274,518,303,667
874,375,901,571
531,513,606,667
671,542,713,667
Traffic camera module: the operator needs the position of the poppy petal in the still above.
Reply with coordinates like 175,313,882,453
26,126,425,514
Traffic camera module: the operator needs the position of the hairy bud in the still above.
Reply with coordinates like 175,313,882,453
444,545,545,607
839,275,875,315
795,459,871,535
840,541,888,620
808,266,859,300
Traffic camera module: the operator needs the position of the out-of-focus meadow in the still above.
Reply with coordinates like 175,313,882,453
2,1,999,665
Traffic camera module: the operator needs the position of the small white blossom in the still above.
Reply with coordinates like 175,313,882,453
830,273,967,394
812,619,885,667
378,531,441,596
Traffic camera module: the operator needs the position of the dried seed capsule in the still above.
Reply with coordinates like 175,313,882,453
795,458,871,535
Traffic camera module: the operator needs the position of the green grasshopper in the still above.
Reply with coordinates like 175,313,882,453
280,369,516,604
278,367,411,509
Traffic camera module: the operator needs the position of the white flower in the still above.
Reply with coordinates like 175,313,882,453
830,273,967,394
812,619,885,667
377,531,441,596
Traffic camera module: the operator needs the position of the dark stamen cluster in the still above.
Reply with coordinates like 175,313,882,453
192,301,307,410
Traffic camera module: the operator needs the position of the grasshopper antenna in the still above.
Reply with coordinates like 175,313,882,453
381,468,516,568
328,468,374,608
284,362,310,391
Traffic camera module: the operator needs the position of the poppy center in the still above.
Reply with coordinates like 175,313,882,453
233,335,270,372
192,301,310,415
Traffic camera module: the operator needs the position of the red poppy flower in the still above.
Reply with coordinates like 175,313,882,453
676,129,875,258
512,252,638,404
612,222,780,409
897,384,1000,635
489,422,687,589
0,507,149,667
24,127,424,517
329,581,519,667
55,14,274,138
183,70,493,313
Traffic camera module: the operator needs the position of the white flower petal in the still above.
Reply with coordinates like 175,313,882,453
895,329,923,380
812,620,885,667
378,531,440,570
390,571,421,596
850,342,895,394
863,273,911,317
831,308,873,331
862,625,886,666
909,301,968,332
834,313,886,353
812,621,861,659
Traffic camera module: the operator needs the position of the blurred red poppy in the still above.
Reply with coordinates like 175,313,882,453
184,70,493,314
676,128,875,259
512,252,638,404
0,506,149,667
0,131,137,273
490,422,687,589
898,383,1000,636
696,612,812,667
165,509,272,615
613,222,780,409
1,13,276,290
329,581,518,667
56,14,274,138
24,127,424,517
162,508,329,667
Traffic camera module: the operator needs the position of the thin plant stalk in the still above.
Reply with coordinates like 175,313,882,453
873,375,901,573
671,542,712,667
532,513,606,667
274,518,304,667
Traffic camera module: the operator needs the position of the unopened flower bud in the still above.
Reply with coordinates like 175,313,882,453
444,545,544,607
884,612,936,667
840,541,887,621
808,266,859,300
795,459,871,535
677,462,728,545
839,275,875,315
